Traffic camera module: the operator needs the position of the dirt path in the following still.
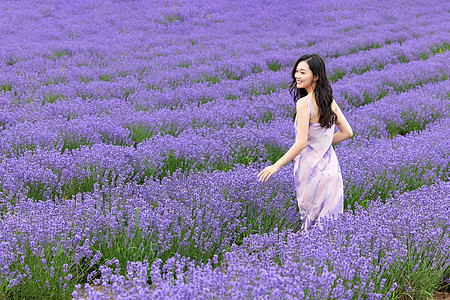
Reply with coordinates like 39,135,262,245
433,291,450,300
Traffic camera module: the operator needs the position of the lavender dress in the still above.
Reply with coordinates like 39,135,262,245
293,96,343,231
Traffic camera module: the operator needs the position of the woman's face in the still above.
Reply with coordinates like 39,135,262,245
295,61,317,91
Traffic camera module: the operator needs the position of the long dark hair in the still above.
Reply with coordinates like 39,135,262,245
288,54,337,128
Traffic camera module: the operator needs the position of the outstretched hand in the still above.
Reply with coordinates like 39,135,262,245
257,164,281,183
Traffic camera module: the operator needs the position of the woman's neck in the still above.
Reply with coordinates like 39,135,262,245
306,83,315,95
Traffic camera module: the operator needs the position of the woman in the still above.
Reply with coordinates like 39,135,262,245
257,54,353,231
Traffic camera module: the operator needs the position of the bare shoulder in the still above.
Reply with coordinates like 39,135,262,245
295,97,309,120
296,96,308,108
331,98,340,112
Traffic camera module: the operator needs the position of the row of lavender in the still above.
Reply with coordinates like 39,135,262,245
2,54,448,193
75,181,450,299
0,0,449,298
0,3,448,128
1,29,448,116
1,116,448,298
0,80,448,206
1,50,449,154
0,0,447,108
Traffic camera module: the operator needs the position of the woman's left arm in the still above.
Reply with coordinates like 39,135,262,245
257,98,309,182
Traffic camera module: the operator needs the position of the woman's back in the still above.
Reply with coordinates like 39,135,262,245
294,95,335,159
305,94,321,124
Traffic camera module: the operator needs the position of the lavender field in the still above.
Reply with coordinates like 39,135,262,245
0,0,449,299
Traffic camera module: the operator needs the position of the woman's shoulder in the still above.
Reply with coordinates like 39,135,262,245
296,96,309,108
331,98,340,111
297,95,309,102
297,95,312,105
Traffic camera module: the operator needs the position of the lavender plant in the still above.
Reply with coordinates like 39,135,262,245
0,0,448,299
74,181,450,299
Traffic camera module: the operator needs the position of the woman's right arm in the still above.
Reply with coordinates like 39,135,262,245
332,100,353,144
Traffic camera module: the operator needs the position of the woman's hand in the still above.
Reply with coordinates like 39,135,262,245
257,164,281,183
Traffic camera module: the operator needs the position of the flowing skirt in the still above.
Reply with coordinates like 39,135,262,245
293,145,344,231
